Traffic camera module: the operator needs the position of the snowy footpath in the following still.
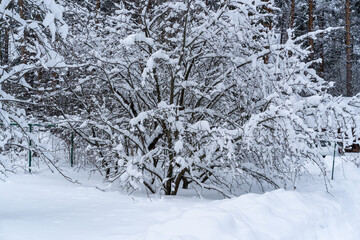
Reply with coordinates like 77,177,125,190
2,161,360,240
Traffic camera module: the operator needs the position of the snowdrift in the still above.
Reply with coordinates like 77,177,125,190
1,161,360,240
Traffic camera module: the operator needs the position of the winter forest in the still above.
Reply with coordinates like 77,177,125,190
1,0,360,199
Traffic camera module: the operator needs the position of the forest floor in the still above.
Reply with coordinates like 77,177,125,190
1,155,360,240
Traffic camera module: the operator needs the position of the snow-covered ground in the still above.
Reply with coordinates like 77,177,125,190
2,156,360,240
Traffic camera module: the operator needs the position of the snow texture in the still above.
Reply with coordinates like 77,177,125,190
1,158,360,240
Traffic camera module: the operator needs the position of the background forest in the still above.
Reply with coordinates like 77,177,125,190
0,0,360,197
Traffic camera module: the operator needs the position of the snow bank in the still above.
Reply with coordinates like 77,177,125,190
141,188,358,240
1,161,360,240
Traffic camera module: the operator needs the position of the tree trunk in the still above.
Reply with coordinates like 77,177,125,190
0,28,2,64
290,0,295,30
287,0,295,57
261,0,272,64
95,0,100,28
345,0,352,97
1,0,11,65
319,11,325,78
19,0,27,64
308,0,314,60
279,5,287,44
1,28,9,65
4,28,8,64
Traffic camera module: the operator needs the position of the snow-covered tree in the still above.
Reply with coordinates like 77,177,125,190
0,0,68,176
56,0,359,197
2,0,359,196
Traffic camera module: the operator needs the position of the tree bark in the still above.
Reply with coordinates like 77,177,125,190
1,0,11,65
287,0,295,57
308,0,314,60
345,0,352,97
290,0,295,30
319,11,325,78
19,0,27,64
261,0,272,64
0,28,2,64
1,28,9,65
279,7,287,44
4,28,8,64
95,0,101,29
